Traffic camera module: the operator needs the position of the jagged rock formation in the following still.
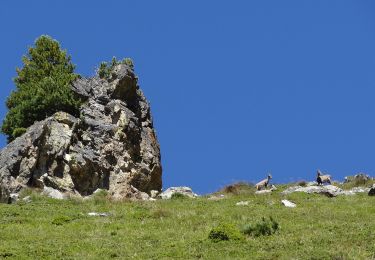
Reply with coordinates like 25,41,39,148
0,63,162,202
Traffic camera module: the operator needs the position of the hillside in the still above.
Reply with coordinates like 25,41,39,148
0,184,374,259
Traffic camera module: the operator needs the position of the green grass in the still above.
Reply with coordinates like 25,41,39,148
0,187,374,259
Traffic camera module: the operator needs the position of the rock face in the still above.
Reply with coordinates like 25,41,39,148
0,63,162,202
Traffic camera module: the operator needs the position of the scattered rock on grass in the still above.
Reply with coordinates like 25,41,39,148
7,193,19,204
159,187,198,199
282,185,372,197
236,201,250,206
281,199,296,208
22,196,32,203
88,212,110,217
255,190,272,195
42,187,65,200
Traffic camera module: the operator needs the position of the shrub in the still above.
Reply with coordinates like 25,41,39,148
171,192,188,200
297,180,307,187
219,182,255,195
52,215,73,226
2,35,82,142
98,57,134,80
241,217,279,237
208,223,244,242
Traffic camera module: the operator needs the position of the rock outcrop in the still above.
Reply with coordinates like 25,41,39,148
158,187,198,199
282,185,370,197
0,63,162,202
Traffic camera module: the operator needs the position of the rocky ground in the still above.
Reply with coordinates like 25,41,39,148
0,179,374,259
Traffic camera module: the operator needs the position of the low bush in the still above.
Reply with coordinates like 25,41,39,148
208,223,244,242
241,217,279,237
52,215,74,226
98,57,134,80
171,193,188,200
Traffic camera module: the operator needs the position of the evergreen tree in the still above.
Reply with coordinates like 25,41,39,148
2,35,82,142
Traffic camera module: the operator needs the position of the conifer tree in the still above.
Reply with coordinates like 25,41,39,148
2,35,82,142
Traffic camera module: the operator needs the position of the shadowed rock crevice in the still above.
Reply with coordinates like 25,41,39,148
0,63,162,202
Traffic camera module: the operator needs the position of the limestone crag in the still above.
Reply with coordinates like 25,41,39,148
0,64,162,202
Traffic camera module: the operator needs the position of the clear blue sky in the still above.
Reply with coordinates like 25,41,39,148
1,1,375,194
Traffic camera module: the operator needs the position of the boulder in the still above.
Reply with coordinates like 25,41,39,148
282,185,343,197
281,199,296,208
159,187,198,199
0,63,162,202
8,193,19,204
42,187,65,200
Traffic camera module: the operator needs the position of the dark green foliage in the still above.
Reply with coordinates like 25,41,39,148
241,217,279,237
208,223,244,242
12,127,27,139
171,192,188,200
1,35,82,142
98,57,134,80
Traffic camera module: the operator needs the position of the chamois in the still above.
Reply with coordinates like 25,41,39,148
255,174,272,191
316,170,331,185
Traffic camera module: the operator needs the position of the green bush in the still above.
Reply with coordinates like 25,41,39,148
98,57,134,80
1,35,83,142
170,192,188,200
208,223,244,242
12,127,27,139
241,217,279,237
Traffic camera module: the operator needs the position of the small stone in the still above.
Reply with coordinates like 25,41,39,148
8,193,19,204
255,190,272,195
87,212,110,217
236,201,249,206
150,190,159,198
270,185,277,191
22,196,32,203
42,187,65,200
281,199,296,208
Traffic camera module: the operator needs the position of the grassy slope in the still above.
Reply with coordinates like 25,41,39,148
0,188,374,260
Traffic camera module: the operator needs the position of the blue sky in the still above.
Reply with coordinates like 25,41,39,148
1,1,375,194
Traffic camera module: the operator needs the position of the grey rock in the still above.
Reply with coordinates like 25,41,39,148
22,196,32,203
282,185,343,197
42,186,65,200
281,199,296,208
0,64,162,202
255,189,272,195
8,193,19,204
236,201,250,206
281,185,370,197
150,190,159,198
159,187,198,199
87,212,110,217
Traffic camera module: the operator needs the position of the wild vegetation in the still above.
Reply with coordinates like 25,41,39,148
1,35,82,142
0,185,374,259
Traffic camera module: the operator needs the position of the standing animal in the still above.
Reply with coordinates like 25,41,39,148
255,174,272,190
316,170,331,185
